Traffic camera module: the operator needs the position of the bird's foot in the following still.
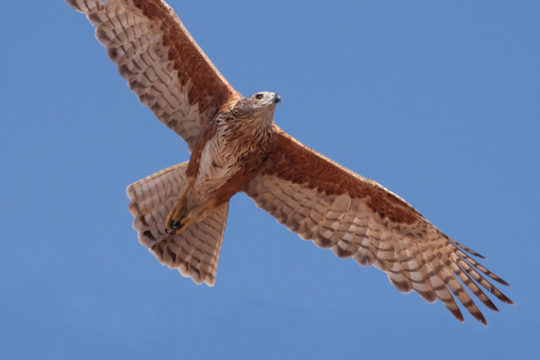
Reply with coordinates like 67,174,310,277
166,213,198,235
165,198,216,235
165,196,188,235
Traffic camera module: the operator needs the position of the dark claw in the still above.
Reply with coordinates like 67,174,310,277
165,227,175,235
165,219,184,234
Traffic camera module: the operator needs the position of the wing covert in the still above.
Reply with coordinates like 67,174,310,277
67,0,241,148
245,128,512,324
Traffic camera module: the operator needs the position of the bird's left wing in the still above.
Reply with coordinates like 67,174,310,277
67,0,241,148
245,128,512,324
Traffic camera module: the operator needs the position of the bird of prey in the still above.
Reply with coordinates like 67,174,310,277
67,0,512,325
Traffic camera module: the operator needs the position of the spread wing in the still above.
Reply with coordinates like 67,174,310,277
245,128,513,325
67,0,241,148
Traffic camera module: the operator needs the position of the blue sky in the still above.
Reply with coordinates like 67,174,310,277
1,0,539,358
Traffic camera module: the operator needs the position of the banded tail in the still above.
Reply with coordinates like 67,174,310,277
126,162,229,285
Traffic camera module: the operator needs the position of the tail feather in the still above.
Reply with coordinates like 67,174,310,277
127,162,229,285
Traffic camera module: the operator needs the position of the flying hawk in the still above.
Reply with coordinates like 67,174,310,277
67,0,512,325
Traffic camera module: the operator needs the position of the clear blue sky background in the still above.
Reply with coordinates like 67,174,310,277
1,1,539,359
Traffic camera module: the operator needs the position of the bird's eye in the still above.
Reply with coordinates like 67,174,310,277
255,94,264,100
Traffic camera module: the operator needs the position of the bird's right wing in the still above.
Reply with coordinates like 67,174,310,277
67,0,241,148
245,128,512,324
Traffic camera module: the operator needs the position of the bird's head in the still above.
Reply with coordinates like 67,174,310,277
246,91,281,107
231,91,281,126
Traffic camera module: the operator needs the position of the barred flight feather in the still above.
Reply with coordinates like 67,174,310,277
66,0,241,149
245,129,512,324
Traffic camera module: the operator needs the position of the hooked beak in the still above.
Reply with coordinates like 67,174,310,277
273,93,281,104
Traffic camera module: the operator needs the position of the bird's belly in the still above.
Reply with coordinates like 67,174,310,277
193,139,236,200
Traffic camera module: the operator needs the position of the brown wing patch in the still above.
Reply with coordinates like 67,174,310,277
130,0,239,114
67,0,242,148
261,128,420,224
245,128,512,324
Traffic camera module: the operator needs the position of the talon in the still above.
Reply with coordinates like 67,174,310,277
165,219,184,235
165,219,183,234
166,215,191,235
165,214,186,234
169,218,181,230
165,196,188,234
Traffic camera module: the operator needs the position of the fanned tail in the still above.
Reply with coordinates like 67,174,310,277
126,162,229,285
